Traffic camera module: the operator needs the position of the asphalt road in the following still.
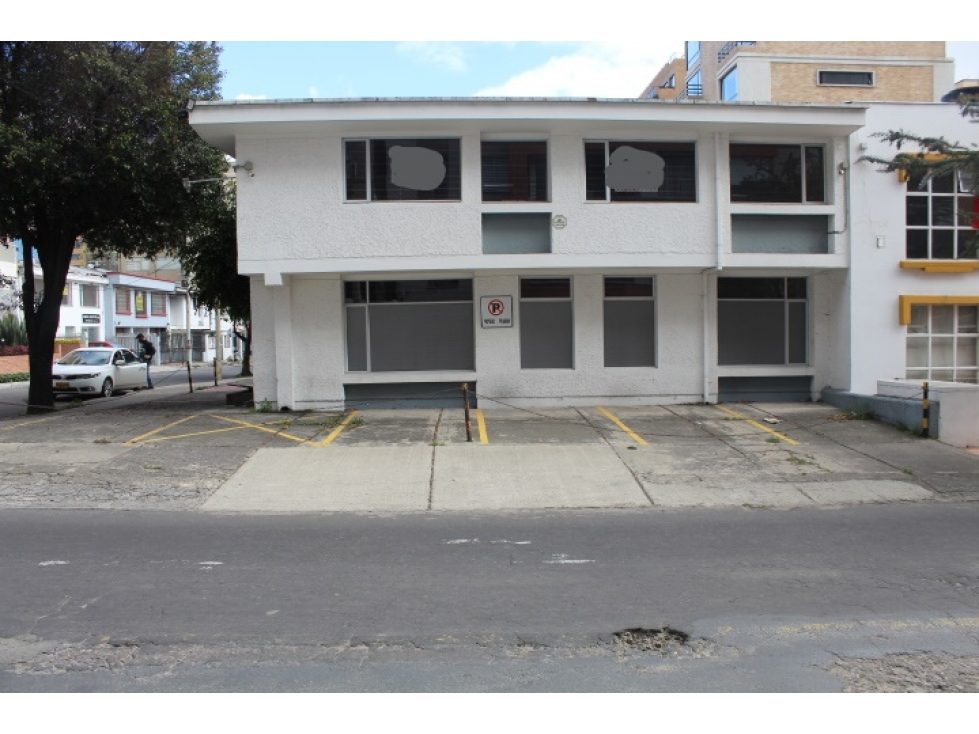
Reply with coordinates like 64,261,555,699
2,502,979,692
0,363,242,421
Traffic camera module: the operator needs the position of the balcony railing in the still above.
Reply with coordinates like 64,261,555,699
675,84,703,101
717,41,755,63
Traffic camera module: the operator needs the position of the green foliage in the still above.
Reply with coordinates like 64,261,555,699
860,95,979,223
0,313,27,345
0,372,29,383
0,42,228,410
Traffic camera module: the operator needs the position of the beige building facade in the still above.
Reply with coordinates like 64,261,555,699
656,41,954,104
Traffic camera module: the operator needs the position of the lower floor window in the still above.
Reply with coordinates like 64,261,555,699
906,304,978,383
717,277,808,365
344,279,474,372
604,277,655,367
520,277,573,369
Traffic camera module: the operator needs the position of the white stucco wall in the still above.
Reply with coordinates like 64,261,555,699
849,103,979,394
207,100,868,410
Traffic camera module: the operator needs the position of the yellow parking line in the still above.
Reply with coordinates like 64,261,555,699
475,409,489,444
316,410,360,447
209,414,310,444
125,415,197,445
597,407,648,446
137,425,252,444
0,415,58,431
715,404,799,445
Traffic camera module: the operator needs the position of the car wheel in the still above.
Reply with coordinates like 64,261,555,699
100,378,114,399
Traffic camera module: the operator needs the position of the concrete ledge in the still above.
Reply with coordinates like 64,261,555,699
821,388,936,437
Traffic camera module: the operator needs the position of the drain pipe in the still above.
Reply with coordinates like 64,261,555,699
703,132,727,403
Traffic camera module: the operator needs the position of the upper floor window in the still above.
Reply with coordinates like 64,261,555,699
685,42,701,69
720,67,738,101
135,290,147,317
818,70,874,87
906,172,978,259
730,144,825,203
584,141,697,202
61,284,71,306
481,141,548,202
151,292,167,316
114,287,131,314
344,138,462,202
80,284,99,308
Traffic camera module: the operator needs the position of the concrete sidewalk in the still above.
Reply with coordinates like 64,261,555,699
201,442,932,513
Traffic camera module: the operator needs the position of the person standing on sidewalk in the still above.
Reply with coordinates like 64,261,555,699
136,333,156,389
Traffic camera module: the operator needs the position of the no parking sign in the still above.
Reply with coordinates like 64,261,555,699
480,296,513,328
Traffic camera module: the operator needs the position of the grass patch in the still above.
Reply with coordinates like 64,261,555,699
844,407,877,421
786,453,817,466
93,438,111,444
766,436,781,444
901,467,915,475
0,373,29,384
250,398,274,413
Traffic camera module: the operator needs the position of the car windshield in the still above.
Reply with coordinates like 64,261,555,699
57,350,111,366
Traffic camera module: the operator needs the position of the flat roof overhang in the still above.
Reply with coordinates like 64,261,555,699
189,97,868,156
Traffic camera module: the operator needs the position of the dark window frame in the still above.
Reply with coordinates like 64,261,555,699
480,140,549,202
343,137,462,202
584,140,698,203
717,277,809,366
729,143,826,203
817,70,874,87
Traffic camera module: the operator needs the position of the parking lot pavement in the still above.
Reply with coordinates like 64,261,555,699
1,389,977,512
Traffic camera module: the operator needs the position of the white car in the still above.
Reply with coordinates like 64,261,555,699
52,347,148,399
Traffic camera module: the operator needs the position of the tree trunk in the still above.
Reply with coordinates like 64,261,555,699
23,232,75,414
235,322,252,377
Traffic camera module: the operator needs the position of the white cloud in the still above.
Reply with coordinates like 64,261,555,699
396,42,467,73
235,93,268,100
474,42,680,98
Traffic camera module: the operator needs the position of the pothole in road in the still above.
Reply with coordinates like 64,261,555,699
612,627,691,654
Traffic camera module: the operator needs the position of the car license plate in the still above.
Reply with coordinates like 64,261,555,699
55,381,69,389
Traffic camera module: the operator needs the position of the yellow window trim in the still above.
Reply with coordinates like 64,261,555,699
899,295,979,325
897,153,949,183
900,260,979,274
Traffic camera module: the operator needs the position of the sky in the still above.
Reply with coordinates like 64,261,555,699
15,1,979,102
218,40,979,102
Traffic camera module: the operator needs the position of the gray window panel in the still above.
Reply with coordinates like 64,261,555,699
368,303,474,372
521,301,573,369
604,300,656,367
731,215,829,254
788,302,807,364
718,301,785,365
482,213,552,254
346,306,368,372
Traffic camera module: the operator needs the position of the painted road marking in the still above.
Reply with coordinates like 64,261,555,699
475,409,489,444
210,414,310,444
136,425,252,444
316,410,361,446
125,415,197,445
0,415,58,431
597,407,648,446
715,404,800,445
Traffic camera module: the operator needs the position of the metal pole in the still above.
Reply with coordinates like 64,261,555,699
462,382,472,443
186,360,194,394
922,381,930,438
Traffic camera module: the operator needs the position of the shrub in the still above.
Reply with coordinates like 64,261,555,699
0,344,29,356
0,313,28,347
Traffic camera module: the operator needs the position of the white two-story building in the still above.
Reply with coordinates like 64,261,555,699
188,97,977,413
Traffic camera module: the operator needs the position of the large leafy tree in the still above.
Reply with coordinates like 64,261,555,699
179,182,252,376
0,42,228,412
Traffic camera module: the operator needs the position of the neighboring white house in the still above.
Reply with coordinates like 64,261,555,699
57,266,109,344
188,97,977,413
